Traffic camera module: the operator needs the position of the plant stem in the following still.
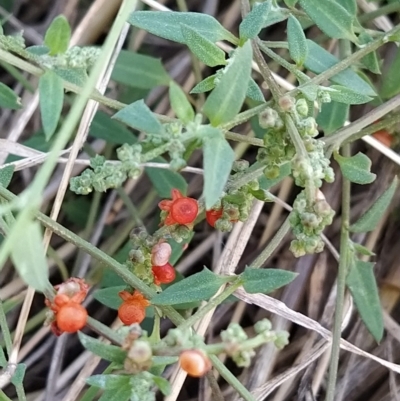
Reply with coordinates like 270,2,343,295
251,216,291,268
325,144,351,401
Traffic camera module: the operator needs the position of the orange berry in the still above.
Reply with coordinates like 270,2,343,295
159,189,198,226
152,263,176,286
206,208,223,227
118,302,146,325
56,303,88,333
179,350,211,377
373,129,393,147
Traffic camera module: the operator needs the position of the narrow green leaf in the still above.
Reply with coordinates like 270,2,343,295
38,70,64,140
0,165,15,188
241,267,298,294
112,100,164,135
98,384,131,401
0,346,6,368
203,41,252,126
246,78,265,103
201,126,235,209
299,0,357,42
0,83,22,109
180,24,226,67
380,47,400,100
239,1,271,40
169,81,195,123
10,363,26,386
327,85,373,105
93,285,125,310
190,75,216,94
334,152,376,185
90,111,137,145
350,177,398,233
128,11,238,45
54,67,88,87
44,15,71,55
287,15,308,66
298,84,319,101
346,260,383,342
153,376,172,396
10,220,50,293
151,267,230,305
86,374,129,389
304,40,376,96
145,157,188,198
359,32,381,75
112,50,170,89
78,332,127,363
335,0,357,15
352,242,375,257
26,45,49,56
317,101,348,135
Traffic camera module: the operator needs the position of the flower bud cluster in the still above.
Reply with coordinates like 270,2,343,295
289,190,335,257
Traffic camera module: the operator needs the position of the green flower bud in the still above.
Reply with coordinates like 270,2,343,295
296,98,309,117
274,331,290,349
215,218,233,232
263,165,280,179
254,319,272,334
290,240,306,258
232,159,250,172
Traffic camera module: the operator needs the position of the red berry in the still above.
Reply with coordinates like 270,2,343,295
118,302,146,325
152,263,176,286
158,189,198,226
373,129,392,147
206,208,223,227
56,303,88,333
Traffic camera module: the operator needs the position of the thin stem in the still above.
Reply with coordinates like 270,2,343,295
325,145,351,401
358,2,400,23
251,216,291,268
0,300,13,354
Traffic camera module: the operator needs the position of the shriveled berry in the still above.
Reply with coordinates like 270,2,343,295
56,303,88,333
179,350,211,377
118,302,146,325
151,242,172,266
152,263,176,286
206,208,223,228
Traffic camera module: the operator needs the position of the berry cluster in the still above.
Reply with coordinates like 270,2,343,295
45,278,89,336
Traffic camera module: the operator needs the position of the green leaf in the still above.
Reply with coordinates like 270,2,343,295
111,50,170,89
44,15,71,55
299,0,357,42
153,376,171,396
169,81,195,123
112,100,164,135
54,67,88,87
287,15,308,66
350,177,398,233
203,41,252,126
298,84,319,101
26,45,50,55
0,346,6,368
241,267,298,294
346,260,383,342
86,374,129,389
128,11,238,45
180,24,226,67
359,32,380,75
317,101,348,135
352,242,375,257
246,78,265,103
304,40,376,96
168,233,194,265
326,85,373,105
0,165,15,188
201,126,235,209
93,285,125,310
151,267,230,305
190,75,216,94
0,83,22,109
239,1,271,40
90,111,137,145
38,70,64,140
284,0,298,6
145,157,188,198
334,152,376,185
78,332,127,363
10,220,50,293
98,384,131,401
10,363,26,386
258,162,291,190
380,47,400,100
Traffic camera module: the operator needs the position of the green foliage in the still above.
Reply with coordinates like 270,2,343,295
327,85,373,105
93,285,125,310
359,33,381,75
350,177,398,233
190,75,216,94
151,268,231,305
112,100,165,135
169,81,195,123
299,0,357,42
10,221,50,293
239,1,271,40
38,70,64,140
98,384,131,401
0,83,22,109
0,165,15,188
44,15,71,55
201,126,235,209
380,46,400,99
334,152,376,185
128,11,238,45
335,0,357,15
202,41,252,126
317,101,349,135
241,267,298,294
10,363,26,386
247,78,265,102
87,374,129,389
287,15,308,66
346,260,383,342
112,50,170,89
